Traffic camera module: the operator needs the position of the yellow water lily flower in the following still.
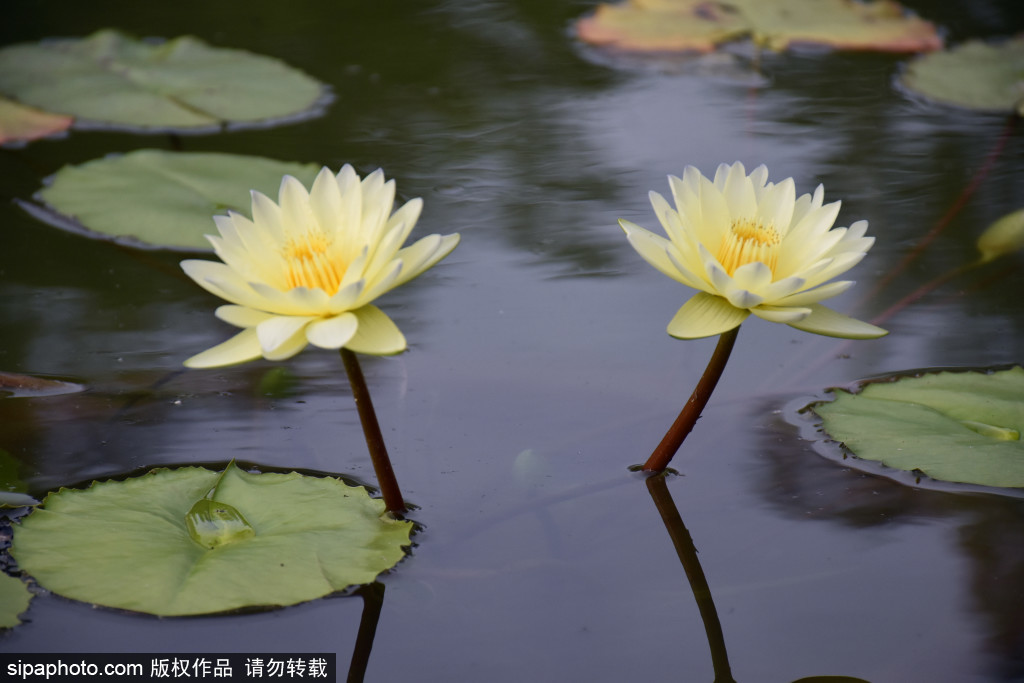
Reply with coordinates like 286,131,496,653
620,162,887,340
181,165,460,367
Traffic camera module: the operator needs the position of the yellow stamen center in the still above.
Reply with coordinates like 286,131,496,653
716,219,781,276
283,230,345,293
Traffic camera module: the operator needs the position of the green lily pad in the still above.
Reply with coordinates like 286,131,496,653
0,30,328,131
900,37,1024,115
11,463,412,616
0,573,32,628
575,0,942,55
0,96,72,146
30,150,321,251
810,367,1024,490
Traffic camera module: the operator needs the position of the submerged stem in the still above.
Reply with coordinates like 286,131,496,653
642,327,739,473
340,348,405,513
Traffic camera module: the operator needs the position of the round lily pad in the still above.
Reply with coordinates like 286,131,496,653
31,150,321,251
810,367,1024,490
575,0,942,54
0,30,328,131
11,463,412,616
0,573,32,628
900,37,1024,115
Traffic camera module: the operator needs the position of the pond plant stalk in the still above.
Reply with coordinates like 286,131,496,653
341,348,405,514
643,327,739,473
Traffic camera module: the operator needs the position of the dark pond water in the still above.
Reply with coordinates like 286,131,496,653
3,1,1024,681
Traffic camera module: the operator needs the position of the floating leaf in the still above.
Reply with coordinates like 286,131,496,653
0,96,72,146
810,367,1024,489
575,0,941,54
30,150,321,251
900,37,1024,115
977,208,1024,263
0,573,32,628
11,463,412,616
0,371,84,398
0,30,328,131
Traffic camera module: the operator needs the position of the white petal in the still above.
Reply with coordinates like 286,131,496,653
751,305,811,323
775,280,855,307
256,316,315,354
310,167,343,234
355,260,403,307
758,274,807,302
181,260,270,310
215,305,275,328
263,327,310,361
799,252,866,290
248,282,329,316
730,261,773,293
622,220,691,285
305,312,358,349
345,305,407,355
250,189,286,242
721,162,757,218
757,177,795,233
700,246,732,295
787,305,888,339
696,175,732,245
328,279,366,314
649,191,682,243
748,164,769,191
184,329,263,368
379,197,423,256
278,175,316,240
724,287,764,309
336,164,362,234
365,218,414,278
664,247,709,290
393,232,460,289
666,292,749,339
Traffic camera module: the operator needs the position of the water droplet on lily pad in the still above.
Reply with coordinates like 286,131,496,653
185,498,255,549
808,366,1024,491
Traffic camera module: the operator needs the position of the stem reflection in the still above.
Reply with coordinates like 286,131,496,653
646,472,736,683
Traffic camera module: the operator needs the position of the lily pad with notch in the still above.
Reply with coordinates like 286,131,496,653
0,573,33,628
10,462,412,616
808,366,1024,491
27,150,321,251
0,96,72,146
0,30,329,132
899,37,1024,115
575,0,942,55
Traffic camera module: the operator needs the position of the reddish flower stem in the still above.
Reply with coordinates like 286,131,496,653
861,114,1016,306
643,327,739,473
341,348,405,514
